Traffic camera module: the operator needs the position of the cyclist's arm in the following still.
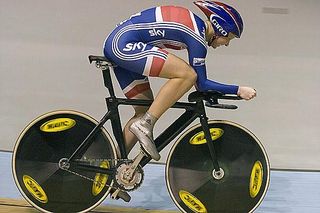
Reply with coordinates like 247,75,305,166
185,31,238,94
194,65,239,94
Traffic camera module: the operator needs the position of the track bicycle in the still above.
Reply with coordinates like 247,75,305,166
12,55,270,213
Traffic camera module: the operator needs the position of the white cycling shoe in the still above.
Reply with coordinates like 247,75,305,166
129,120,160,161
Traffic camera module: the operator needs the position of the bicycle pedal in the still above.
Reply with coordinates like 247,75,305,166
117,190,131,202
110,188,131,202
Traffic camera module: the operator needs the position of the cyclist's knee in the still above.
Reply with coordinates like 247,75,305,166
160,54,197,84
185,67,197,84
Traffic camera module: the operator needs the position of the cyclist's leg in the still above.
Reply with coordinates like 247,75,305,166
123,90,154,153
114,53,196,160
148,53,197,118
129,53,197,160
112,66,155,153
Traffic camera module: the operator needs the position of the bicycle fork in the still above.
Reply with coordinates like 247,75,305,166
199,113,225,180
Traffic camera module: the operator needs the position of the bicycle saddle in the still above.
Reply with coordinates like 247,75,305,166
89,55,116,66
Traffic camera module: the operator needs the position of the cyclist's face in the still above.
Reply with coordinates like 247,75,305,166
211,33,236,49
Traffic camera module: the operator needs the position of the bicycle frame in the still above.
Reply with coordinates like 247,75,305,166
13,56,269,213
68,62,221,174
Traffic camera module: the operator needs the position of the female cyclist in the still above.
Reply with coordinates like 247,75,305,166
103,1,256,161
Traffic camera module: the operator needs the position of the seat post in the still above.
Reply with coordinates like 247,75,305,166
102,65,116,98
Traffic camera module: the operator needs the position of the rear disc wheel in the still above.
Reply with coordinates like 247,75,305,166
12,110,118,212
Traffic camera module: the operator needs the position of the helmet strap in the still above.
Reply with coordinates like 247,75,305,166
209,34,217,46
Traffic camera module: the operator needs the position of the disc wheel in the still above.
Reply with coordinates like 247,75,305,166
166,120,270,213
12,110,118,213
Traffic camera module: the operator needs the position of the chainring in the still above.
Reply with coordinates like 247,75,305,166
114,160,144,191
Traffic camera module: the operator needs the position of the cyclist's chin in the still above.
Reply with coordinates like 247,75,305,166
211,44,221,49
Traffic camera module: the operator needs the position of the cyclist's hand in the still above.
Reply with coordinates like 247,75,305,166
237,86,257,100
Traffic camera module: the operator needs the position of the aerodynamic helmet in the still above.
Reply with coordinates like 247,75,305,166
194,1,243,38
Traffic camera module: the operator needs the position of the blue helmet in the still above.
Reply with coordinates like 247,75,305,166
194,1,244,38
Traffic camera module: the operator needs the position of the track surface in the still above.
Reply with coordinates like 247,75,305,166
0,199,179,213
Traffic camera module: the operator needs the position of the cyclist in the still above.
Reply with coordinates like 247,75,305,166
103,1,256,161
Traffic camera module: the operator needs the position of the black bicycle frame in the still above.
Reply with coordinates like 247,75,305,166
68,63,221,174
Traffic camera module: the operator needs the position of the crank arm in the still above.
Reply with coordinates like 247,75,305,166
127,151,147,179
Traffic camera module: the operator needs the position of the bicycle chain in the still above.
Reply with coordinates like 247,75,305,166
60,159,121,191
62,167,106,187
75,158,132,164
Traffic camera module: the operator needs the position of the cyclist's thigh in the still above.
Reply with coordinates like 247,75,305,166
112,66,153,114
108,45,169,78
112,65,152,99
159,53,196,79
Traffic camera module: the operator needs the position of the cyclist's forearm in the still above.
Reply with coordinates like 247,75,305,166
197,79,239,94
